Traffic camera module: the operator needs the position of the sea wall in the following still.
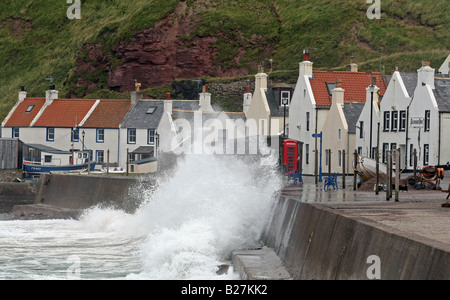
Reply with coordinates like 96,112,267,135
13,174,155,218
0,182,35,213
262,196,450,280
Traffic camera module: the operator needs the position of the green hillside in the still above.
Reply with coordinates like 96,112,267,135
0,0,448,120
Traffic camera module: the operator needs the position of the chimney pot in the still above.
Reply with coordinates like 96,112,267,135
303,50,310,62
166,92,171,100
371,76,377,86
335,78,342,88
245,85,250,94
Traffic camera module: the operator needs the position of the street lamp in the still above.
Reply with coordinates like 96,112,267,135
282,95,289,137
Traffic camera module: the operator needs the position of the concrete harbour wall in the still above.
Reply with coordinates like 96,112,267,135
13,174,155,218
0,182,35,213
262,196,449,280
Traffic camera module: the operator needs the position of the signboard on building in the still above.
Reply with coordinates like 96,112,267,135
410,117,424,128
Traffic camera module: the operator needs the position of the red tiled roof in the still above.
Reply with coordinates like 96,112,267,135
310,71,386,106
4,98,45,127
33,99,97,127
83,99,130,128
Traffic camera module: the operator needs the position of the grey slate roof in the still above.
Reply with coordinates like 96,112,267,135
434,77,450,112
121,100,199,129
342,102,365,134
399,72,418,98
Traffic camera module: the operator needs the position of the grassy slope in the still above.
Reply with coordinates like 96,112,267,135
0,0,449,120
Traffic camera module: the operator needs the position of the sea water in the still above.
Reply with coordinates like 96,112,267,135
0,153,282,280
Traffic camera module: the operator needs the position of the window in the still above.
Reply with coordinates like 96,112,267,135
12,127,19,138
390,143,397,151
399,111,406,131
306,112,310,131
25,105,35,113
127,128,136,144
280,91,291,106
359,121,364,139
391,111,398,132
146,107,157,114
325,149,330,166
96,150,104,163
383,111,390,131
47,128,55,142
148,129,156,145
424,144,429,165
130,165,135,173
424,110,430,132
44,155,52,163
358,147,362,156
382,143,389,164
97,129,105,143
71,128,79,142
338,128,342,141
305,144,309,164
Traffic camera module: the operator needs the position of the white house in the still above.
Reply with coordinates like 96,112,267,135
408,61,450,168
1,87,130,169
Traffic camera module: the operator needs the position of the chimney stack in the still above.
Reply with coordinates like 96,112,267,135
346,56,359,72
199,85,214,112
45,85,59,104
299,50,313,78
332,78,345,105
164,92,173,113
19,86,27,102
243,85,253,114
130,90,143,107
255,66,268,91
418,60,435,89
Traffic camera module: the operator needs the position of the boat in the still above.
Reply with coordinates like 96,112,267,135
23,160,96,175
358,156,396,180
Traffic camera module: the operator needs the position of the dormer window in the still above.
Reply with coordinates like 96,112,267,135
146,107,157,114
325,82,336,96
25,105,35,113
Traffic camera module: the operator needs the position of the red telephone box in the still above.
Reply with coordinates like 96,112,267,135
283,139,299,172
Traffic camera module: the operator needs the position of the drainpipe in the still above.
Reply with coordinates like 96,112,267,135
315,107,318,184
438,112,441,166
117,129,121,167
406,95,414,169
